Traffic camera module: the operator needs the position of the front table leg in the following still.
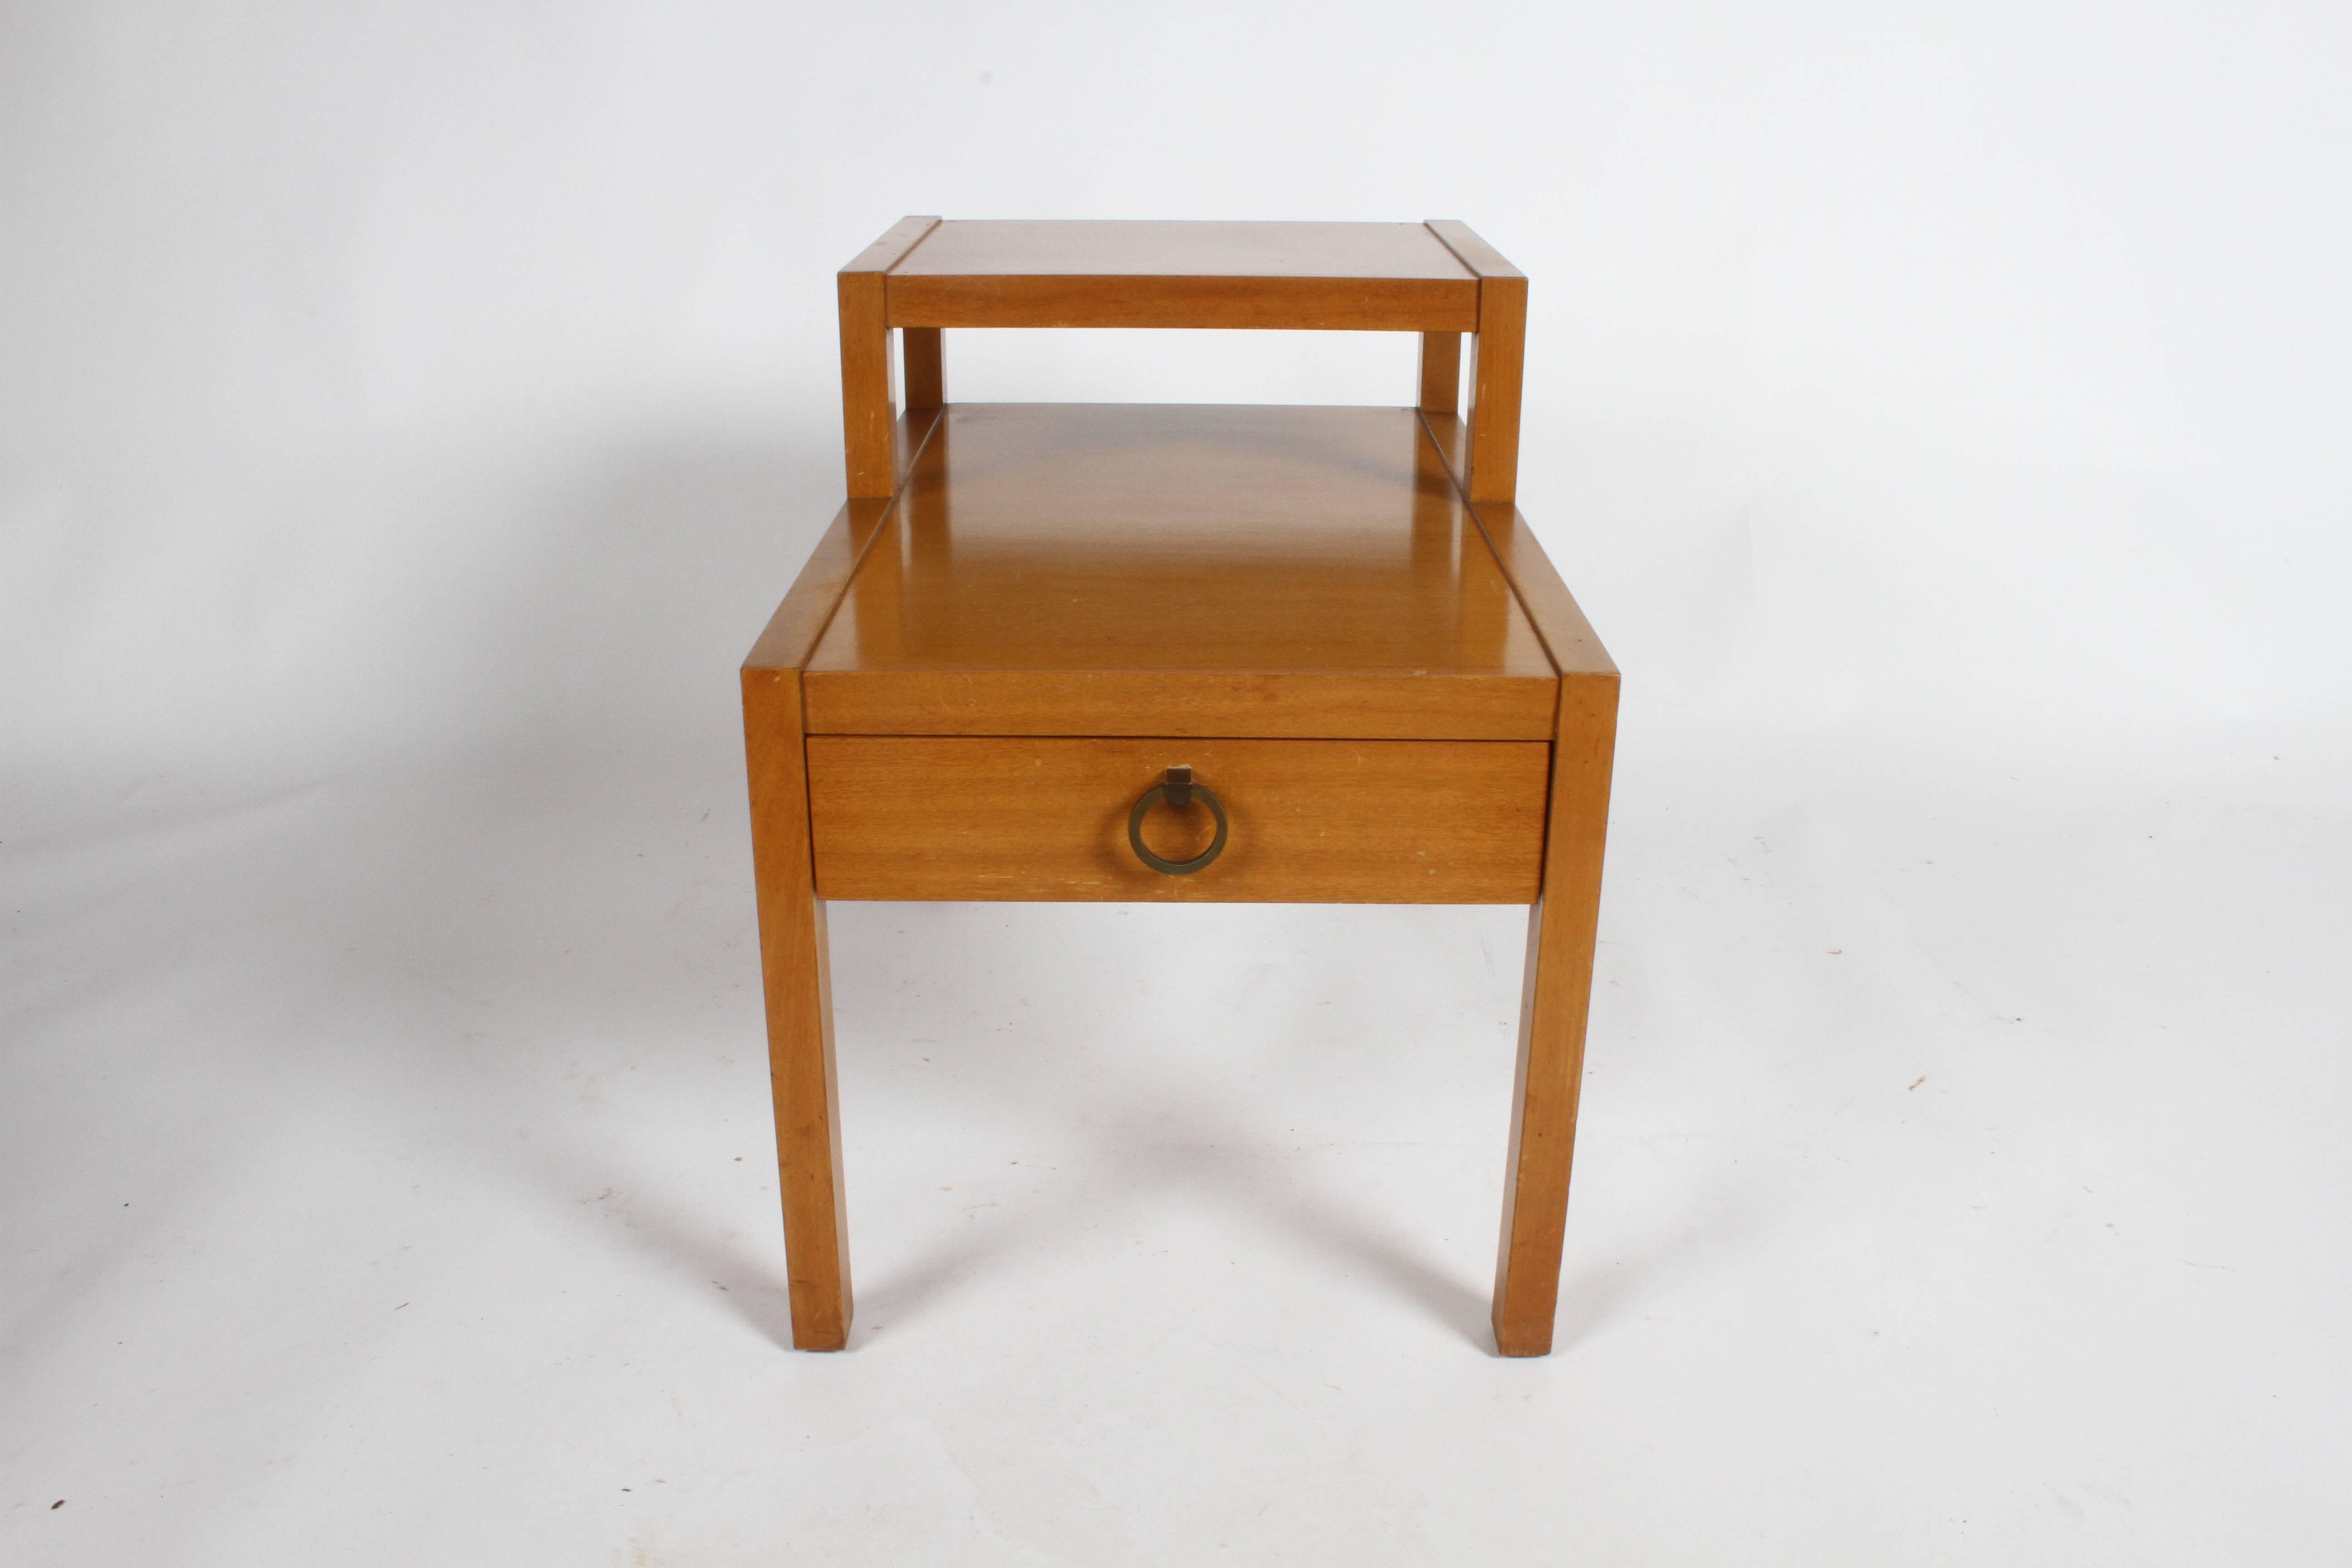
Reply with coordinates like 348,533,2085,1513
1493,680,1617,1356
745,671,853,1349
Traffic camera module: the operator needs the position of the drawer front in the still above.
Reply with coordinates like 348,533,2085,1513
807,736,1549,903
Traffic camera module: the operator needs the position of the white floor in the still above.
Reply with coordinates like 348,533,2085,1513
6,727,2345,1565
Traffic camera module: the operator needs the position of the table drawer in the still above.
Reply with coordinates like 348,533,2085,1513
806,735,1549,903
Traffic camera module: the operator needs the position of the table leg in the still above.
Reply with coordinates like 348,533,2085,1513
745,670,853,1349
1492,676,1616,1356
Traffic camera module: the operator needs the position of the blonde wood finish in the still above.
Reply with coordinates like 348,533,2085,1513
839,216,941,497
742,538,860,1348
838,268,893,497
802,404,1558,740
1418,332,1461,415
893,406,945,491
743,671,851,1350
737,403,946,1352
808,670,1549,743
750,215,1614,1357
807,736,1550,903
1417,414,1616,679
886,220,1478,331
896,219,1479,279
1492,671,1618,1355
1426,220,1528,507
890,275,1476,332
1467,278,1527,506
744,503,889,673
841,213,945,274
1421,219,1523,286
902,327,944,410
744,419,945,674
1430,391,1620,1349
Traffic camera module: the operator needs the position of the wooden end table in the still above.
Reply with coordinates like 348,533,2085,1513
742,219,1617,1356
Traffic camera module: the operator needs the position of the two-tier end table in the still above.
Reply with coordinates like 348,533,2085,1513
742,219,1617,1356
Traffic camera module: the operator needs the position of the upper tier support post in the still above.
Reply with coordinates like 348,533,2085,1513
840,216,942,498
1423,220,1526,507
903,328,944,411
1418,332,1461,416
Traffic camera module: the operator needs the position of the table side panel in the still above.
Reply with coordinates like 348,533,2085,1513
807,735,1551,903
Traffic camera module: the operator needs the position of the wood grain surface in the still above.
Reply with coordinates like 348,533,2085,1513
838,216,941,497
739,397,945,1352
1425,220,1528,507
1418,412,1616,680
1418,331,1462,415
758,216,1614,1357
902,327,944,410
892,220,1480,279
801,404,1557,740
1491,669,1618,1355
887,275,1478,332
742,667,854,1350
806,735,1551,903
882,220,1479,330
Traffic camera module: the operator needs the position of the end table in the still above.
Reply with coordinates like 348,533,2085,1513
742,219,1617,1356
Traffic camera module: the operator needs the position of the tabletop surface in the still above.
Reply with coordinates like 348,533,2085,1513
809,403,1548,678
892,221,1479,282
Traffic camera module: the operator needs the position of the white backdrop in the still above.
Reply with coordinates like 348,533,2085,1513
5,3,2348,1563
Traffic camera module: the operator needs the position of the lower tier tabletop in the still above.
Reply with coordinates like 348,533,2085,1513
807,736,1551,903
796,403,1561,741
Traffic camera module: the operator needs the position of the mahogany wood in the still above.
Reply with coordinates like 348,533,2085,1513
807,736,1549,903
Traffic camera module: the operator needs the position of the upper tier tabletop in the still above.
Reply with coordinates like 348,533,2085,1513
898,220,1475,280
791,403,1561,741
877,220,1487,331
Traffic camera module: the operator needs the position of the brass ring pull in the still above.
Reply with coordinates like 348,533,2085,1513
1127,766,1228,876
